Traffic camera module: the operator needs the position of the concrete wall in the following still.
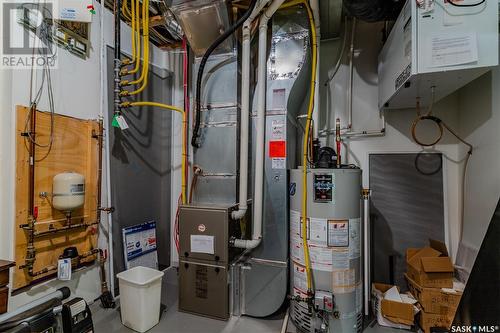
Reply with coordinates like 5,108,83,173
0,5,182,309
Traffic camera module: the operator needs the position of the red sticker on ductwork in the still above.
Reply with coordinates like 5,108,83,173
269,141,286,158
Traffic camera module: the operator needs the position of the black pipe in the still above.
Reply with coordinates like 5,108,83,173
114,0,122,117
191,0,259,148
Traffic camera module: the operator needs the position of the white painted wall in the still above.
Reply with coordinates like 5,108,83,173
0,4,182,310
319,21,463,259
456,66,500,272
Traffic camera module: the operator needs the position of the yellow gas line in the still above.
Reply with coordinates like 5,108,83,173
121,101,187,204
280,0,317,294
120,0,149,92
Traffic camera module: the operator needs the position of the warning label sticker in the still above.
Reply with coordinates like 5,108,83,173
293,261,308,293
349,218,361,259
269,140,286,158
328,220,349,247
271,157,286,169
271,119,285,140
332,269,356,293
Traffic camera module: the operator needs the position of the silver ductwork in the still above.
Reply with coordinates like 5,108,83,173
170,0,233,56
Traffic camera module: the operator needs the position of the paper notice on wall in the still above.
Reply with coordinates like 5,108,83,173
430,32,478,67
190,235,215,254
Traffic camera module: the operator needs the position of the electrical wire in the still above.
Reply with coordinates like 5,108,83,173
24,4,56,151
411,90,473,244
191,0,259,148
447,0,486,7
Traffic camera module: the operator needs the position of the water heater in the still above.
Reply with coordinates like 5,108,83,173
52,172,85,212
290,167,362,333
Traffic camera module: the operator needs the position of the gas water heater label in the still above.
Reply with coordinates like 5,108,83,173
313,174,335,202
293,261,308,292
328,220,349,247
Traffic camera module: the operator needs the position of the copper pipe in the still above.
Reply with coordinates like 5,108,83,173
94,119,104,225
32,222,99,238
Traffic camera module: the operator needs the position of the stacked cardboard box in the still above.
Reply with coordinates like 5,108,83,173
405,240,462,333
372,283,419,329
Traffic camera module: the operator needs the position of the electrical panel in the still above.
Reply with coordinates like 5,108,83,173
378,0,498,109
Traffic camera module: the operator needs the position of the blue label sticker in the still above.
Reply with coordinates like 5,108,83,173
289,182,296,196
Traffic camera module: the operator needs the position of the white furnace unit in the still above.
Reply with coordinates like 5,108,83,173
378,0,498,109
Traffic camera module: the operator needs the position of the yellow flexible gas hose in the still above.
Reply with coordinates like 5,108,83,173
122,0,132,20
280,0,317,294
121,0,149,95
301,0,317,295
122,102,187,204
123,0,142,74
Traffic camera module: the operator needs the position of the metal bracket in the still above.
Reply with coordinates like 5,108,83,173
99,207,115,213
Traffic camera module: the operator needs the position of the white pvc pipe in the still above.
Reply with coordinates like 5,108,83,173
233,0,287,249
232,0,270,220
347,18,356,129
363,190,370,316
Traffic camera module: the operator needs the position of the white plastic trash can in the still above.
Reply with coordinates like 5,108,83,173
117,266,164,332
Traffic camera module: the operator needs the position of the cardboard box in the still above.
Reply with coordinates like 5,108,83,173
405,274,462,316
419,311,454,333
372,283,418,328
406,240,453,288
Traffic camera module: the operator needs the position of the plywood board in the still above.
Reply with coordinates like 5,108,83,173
14,105,100,290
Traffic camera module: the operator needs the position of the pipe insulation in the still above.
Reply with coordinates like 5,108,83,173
233,0,288,249
232,0,270,220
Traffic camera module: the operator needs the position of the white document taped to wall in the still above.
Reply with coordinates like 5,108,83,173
190,235,215,254
430,32,478,67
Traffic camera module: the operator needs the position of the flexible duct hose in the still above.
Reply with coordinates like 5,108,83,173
191,0,259,148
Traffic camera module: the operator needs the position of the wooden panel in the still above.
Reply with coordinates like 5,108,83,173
0,261,14,288
0,287,7,314
14,106,99,290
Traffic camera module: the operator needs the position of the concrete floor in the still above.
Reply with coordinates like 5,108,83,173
92,267,406,333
